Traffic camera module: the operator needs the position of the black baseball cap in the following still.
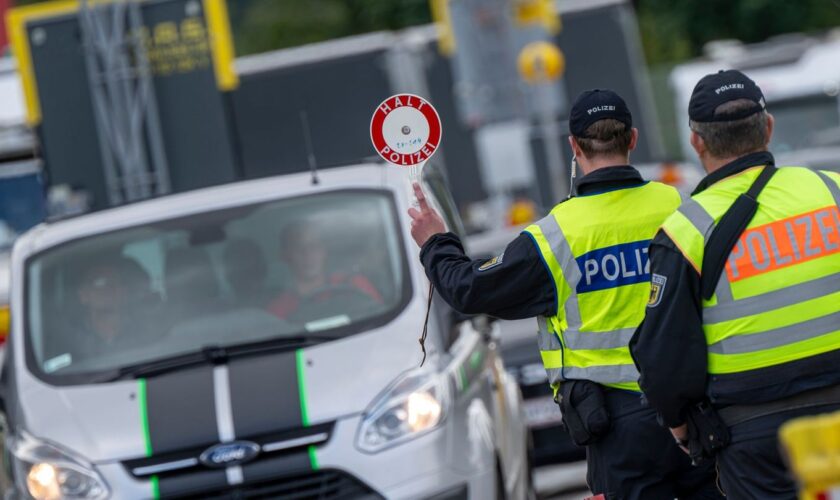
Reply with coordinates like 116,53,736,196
569,89,633,137
688,69,766,123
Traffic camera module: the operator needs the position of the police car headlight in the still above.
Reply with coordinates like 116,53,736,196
8,431,109,500
356,369,451,453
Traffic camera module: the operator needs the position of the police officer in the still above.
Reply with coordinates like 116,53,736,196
631,70,840,498
409,89,720,499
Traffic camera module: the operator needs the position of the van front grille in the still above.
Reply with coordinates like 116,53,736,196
185,469,383,499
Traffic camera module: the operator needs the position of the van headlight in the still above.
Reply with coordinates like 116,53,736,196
356,369,451,453
8,431,109,500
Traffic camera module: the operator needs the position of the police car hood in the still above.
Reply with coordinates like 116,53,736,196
20,302,429,463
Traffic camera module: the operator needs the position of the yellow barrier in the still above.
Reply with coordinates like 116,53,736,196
779,410,840,499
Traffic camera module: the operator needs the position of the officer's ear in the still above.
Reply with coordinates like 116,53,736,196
764,113,774,147
690,129,706,159
569,136,585,160
627,127,639,153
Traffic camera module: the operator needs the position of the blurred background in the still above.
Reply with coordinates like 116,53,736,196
0,0,838,240
0,1,838,498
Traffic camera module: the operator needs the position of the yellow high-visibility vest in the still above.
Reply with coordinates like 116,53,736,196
660,166,840,382
524,181,683,393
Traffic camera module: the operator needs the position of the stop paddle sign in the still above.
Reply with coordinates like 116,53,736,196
370,94,442,167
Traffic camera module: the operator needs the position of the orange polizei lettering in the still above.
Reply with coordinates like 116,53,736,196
726,206,840,282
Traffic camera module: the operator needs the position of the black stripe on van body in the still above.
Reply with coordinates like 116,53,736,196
228,351,303,437
146,365,218,455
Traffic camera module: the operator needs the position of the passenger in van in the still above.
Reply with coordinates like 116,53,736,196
267,221,381,320
67,255,153,358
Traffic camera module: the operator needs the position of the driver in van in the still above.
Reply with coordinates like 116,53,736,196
68,255,153,358
267,221,381,320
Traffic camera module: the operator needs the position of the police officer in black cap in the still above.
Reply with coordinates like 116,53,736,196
409,89,721,498
632,69,840,498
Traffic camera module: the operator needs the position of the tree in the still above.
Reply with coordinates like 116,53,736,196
232,0,431,55
636,0,840,64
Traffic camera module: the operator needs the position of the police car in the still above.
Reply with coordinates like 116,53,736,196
0,163,532,499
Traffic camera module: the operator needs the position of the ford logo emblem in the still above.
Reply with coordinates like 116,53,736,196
199,441,260,468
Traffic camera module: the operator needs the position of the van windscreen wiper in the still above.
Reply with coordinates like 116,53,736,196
95,335,331,382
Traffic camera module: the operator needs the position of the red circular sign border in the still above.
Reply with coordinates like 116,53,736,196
370,93,442,167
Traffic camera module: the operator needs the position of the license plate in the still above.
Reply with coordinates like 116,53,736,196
522,396,563,428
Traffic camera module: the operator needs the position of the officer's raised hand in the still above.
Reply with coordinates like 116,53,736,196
407,183,445,247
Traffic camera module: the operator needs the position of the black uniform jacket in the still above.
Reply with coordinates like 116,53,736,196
630,151,840,428
419,165,647,320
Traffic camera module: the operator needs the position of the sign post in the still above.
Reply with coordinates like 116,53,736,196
370,93,442,186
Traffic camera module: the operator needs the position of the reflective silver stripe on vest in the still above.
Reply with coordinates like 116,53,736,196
816,171,840,207
708,309,840,354
678,199,738,301
678,199,716,243
534,215,633,351
561,364,640,385
537,316,562,351
714,270,734,303
546,368,563,386
705,271,840,324
535,214,583,332
563,327,637,350
535,215,581,286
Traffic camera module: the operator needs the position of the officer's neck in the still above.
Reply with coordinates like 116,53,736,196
702,148,766,175
578,155,630,175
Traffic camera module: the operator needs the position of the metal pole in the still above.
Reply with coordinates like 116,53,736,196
536,82,568,200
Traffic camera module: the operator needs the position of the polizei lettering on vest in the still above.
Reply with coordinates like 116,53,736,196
726,206,840,281
575,240,652,293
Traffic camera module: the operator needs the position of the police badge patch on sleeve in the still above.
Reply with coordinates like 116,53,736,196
478,252,504,271
648,274,667,307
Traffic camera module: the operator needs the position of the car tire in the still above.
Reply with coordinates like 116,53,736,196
525,432,538,500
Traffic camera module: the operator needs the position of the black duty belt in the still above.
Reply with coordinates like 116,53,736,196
718,384,840,427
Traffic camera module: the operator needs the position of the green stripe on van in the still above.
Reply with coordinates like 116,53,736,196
308,445,319,470
138,378,153,457
295,349,310,427
138,379,159,499
150,475,160,499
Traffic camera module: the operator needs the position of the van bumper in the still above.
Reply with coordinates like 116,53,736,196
317,414,498,500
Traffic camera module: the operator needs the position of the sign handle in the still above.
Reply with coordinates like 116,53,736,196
408,160,427,207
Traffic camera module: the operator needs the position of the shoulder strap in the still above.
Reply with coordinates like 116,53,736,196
700,165,777,300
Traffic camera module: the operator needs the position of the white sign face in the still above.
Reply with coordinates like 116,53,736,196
381,106,431,156
370,94,442,167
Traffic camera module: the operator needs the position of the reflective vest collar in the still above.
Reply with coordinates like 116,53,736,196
692,151,775,195
576,164,645,196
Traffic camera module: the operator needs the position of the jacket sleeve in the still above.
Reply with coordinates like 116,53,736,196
629,230,709,427
419,232,556,320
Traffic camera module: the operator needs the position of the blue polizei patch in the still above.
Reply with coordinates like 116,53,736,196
575,240,652,293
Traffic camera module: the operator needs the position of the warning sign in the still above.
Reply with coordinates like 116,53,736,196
370,93,442,167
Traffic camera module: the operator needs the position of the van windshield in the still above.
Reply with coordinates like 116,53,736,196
25,190,409,383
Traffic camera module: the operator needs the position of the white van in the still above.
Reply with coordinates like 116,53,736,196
0,163,532,499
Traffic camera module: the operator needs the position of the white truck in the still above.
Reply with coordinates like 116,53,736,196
671,31,840,172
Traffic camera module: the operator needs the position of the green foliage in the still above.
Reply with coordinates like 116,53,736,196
232,0,431,56
12,0,840,63
636,0,840,64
